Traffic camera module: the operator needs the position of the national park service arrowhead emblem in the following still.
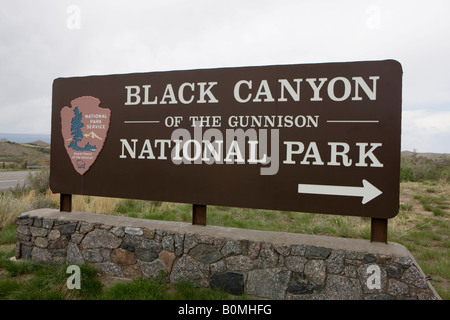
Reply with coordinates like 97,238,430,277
60,96,111,175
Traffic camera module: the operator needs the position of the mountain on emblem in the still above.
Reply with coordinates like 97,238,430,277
84,131,103,140
60,96,111,175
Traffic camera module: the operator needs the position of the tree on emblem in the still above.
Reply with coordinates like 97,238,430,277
68,106,97,152
68,107,84,150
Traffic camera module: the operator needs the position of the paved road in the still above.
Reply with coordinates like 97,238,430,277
0,171,31,192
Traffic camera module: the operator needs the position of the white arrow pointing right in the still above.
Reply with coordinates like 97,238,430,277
298,179,383,204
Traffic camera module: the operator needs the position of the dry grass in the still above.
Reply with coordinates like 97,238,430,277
0,192,32,228
46,193,122,216
1,180,449,298
391,181,450,299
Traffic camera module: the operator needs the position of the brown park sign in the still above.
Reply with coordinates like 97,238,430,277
50,60,402,219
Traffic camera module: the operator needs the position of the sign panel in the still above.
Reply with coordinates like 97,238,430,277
50,60,402,219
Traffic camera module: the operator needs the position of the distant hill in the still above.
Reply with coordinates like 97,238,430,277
32,140,50,148
0,133,50,144
401,151,450,161
0,139,50,168
21,140,50,148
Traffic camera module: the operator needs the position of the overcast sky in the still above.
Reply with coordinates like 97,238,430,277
1,0,449,153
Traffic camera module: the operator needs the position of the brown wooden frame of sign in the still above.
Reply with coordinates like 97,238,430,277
53,60,402,244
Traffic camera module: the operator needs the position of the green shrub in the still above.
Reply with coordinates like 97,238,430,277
400,167,415,182
401,156,450,182
24,167,50,194
0,224,17,245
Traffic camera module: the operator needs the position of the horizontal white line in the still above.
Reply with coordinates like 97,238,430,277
327,120,379,123
0,179,24,184
124,121,160,124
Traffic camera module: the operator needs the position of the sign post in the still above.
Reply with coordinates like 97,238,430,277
193,204,207,226
51,60,402,242
371,218,388,243
60,193,72,212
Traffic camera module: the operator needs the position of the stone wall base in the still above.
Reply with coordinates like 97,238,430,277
15,209,440,300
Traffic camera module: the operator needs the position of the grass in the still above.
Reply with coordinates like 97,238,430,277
413,194,448,216
0,192,33,227
0,225,16,245
0,245,239,300
0,248,103,300
100,278,233,300
100,277,169,300
393,181,450,299
0,167,449,299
